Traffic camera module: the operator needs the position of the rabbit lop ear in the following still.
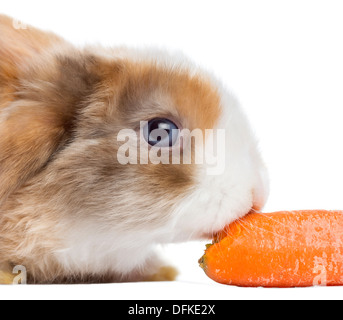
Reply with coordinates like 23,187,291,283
0,102,68,206
0,15,66,206
0,15,108,206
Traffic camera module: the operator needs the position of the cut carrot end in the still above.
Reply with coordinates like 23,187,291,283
200,210,343,288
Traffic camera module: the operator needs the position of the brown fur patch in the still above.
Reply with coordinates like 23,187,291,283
0,20,109,206
0,14,63,102
0,15,67,205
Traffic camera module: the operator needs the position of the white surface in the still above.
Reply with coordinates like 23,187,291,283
1,0,343,300
2,281,343,301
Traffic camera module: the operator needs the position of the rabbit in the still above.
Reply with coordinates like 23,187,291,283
0,15,269,284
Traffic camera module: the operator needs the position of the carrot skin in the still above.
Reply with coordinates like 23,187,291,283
200,210,343,288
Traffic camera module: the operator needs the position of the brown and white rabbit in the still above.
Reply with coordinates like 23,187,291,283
0,15,269,284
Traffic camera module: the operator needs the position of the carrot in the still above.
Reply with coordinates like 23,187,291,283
199,210,343,287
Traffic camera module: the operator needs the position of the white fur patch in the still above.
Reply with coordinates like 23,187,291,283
170,83,269,241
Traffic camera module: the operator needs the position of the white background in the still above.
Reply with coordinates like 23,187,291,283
1,0,343,300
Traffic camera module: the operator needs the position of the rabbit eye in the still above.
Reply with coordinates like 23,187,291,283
143,118,179,147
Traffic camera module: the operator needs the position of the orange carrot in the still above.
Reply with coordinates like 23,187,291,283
199,210,343,287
